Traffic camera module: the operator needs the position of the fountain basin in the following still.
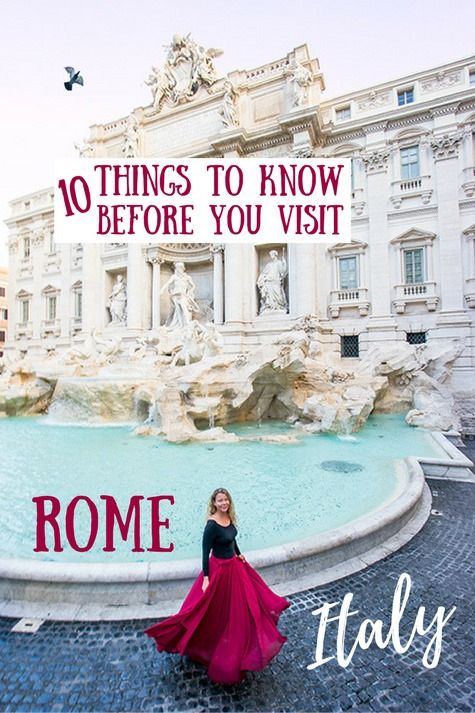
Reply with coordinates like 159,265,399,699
0,458,428,619
0,416,471,619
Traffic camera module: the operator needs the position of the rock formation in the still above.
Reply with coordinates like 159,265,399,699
0,327,464,439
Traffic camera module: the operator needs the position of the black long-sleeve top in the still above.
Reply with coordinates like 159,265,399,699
202,520,241,576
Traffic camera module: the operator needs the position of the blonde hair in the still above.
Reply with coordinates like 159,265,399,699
206,488,237,525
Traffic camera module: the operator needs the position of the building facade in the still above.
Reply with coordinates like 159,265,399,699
0,267,7,357
5,41,475,389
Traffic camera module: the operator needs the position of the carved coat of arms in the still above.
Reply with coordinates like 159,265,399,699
146,34,222,112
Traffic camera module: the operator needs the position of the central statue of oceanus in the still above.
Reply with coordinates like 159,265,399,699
160,261,200,329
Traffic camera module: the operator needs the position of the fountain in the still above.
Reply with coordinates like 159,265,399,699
0,265,472,619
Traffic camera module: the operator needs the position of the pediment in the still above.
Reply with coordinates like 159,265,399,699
328,240,368,254
390,228,436,245
41,284,60,294
16,289,32,298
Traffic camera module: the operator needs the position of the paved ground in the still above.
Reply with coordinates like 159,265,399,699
1,445,474,712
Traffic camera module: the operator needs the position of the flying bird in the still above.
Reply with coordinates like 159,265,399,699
64,66,84,91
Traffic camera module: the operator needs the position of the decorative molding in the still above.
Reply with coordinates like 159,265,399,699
420,70,462,93
32,229,45,247
430,131,463,160
430,102,461,118
361,149,390,173
288,146,315,158
363,121,388,134
456,100,475,115
462,224,475,238
323,129,366,146
357,91,391,111
386,112,433,130
243,134,292,155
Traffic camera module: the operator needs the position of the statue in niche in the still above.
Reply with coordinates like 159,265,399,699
257,249,288,314
160,262,200,329
285,58,312,108
219,80,239,128
108,274,127,324
122,114,140,158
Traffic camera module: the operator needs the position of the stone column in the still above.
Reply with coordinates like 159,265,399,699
390,143,401,182
31,229,45,341
364,149,393,318
82,244,103,332
127,243,144,329
149,256,163,329
420,136,431,176
7,233,19,347
224,244,245,323
142,254,153,331
211,245,224,324
288,243,317,318
431,133,465,312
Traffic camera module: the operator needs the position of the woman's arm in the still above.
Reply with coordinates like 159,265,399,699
234,538,246,562
201,521,215,590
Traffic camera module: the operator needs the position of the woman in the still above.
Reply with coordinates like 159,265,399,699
145,488,289,685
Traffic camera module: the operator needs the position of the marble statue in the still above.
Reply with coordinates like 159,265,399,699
145,65,169,111
257,250,288,314
285,58,312,108
219,80,239,128
108,275,127,324
74,139,95,157
122,114,139,158
160,262,200,329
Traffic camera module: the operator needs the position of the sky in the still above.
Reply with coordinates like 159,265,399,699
0,0,474,265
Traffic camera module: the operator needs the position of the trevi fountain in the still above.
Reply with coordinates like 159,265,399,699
0,259,472,620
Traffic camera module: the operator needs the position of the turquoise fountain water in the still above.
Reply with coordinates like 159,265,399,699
0,415,445,563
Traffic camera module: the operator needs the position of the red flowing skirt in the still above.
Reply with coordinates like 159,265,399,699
145,554,289,685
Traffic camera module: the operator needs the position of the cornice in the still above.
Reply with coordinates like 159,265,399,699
456,99,475,114
430,102,461,117
386,111,433,130
323,128,366,146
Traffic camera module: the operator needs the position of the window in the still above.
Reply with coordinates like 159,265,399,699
341,335,359,358
406,332,427,345
0,308,8,319
47,295,57,320
404,248,424,284
20,300,30,323
0,330,5,341
398,88,414,106
339,256,358,290
74,290,82,319
23,236,31,258
335,106,351,122
0,287,5,297
49,231,55,254
400,145,420,179
470,70,475,86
